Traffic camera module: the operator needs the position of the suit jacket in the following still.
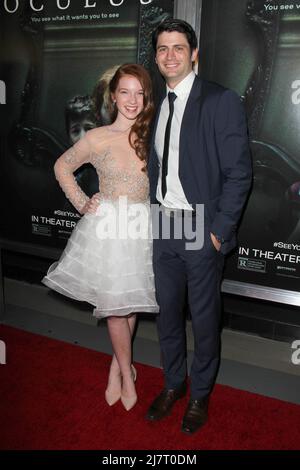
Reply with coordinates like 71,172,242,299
148,75,252,255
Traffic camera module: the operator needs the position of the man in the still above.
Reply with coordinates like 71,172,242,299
146,19,252,434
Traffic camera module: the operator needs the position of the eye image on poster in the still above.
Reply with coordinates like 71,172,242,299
0,0,174,249
200,0,300,296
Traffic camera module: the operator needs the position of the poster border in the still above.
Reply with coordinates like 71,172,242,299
222,280,300,307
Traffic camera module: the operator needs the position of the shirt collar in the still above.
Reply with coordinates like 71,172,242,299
166,71,196,100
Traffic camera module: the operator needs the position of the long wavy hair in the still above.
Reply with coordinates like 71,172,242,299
108,64,154,169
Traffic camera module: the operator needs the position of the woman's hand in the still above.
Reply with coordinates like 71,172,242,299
82,192,101,214
210,232,221,252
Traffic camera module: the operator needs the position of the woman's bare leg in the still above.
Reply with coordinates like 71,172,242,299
109,314,137,375
106,314,137,409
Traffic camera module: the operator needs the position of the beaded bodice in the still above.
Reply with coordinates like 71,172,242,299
54,127,149,213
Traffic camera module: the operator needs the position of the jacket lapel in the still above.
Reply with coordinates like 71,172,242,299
179,76,203,163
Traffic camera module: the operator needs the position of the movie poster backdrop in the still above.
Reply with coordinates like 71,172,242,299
2,0,299,302
200,0,300,296
0,0,173,248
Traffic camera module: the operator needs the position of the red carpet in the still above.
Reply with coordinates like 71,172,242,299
0,324,299,450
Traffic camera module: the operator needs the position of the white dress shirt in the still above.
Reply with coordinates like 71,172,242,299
155,70,196,210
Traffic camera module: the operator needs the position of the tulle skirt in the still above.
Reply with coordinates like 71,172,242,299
42,199,159,318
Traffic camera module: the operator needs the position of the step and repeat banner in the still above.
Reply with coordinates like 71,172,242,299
200,0,300,300
0,0,173,247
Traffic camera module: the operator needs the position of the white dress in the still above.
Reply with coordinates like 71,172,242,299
42,127,159,318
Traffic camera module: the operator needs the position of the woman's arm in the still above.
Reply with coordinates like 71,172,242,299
54,136,91,214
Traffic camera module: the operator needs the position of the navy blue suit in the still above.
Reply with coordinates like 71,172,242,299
148,76,252,398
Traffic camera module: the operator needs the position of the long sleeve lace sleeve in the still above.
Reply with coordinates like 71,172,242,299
54,136,91,213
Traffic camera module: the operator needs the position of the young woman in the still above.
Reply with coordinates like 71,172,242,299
43,64,159,411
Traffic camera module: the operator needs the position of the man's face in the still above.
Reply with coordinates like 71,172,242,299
155,31,198,88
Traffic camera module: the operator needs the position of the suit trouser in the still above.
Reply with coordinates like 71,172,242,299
153,214,224,399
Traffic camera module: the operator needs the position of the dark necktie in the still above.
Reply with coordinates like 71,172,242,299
161,91,177,199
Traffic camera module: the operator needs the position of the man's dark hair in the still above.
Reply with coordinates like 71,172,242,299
152,18,198,53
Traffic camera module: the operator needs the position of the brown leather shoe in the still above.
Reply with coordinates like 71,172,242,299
146,383,187,421
181,396,209,434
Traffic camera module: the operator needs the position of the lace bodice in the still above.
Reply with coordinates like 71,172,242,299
54,127,150,213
